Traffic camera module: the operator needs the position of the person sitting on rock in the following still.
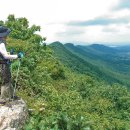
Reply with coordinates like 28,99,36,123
0,26,23,104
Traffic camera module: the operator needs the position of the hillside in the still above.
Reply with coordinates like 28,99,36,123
64,42,130,86
8,38,130,129
50,42,130,86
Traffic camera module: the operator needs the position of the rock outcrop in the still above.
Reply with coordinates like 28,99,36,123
0,99,28,130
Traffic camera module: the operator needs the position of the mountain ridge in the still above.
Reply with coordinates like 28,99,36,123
50,41,130,87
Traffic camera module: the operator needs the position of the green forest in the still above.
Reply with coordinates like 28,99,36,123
1,15,130,130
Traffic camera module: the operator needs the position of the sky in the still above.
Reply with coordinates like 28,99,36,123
0,0,130,45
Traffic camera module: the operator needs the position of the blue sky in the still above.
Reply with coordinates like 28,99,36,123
0,0,130,45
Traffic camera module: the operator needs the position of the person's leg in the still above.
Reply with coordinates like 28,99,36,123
0,64,2,91
1,63,13,100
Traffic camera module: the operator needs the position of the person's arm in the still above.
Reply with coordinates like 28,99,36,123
0,43,18,60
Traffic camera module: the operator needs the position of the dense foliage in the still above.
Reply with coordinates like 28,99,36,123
7,38,130,130
2,15,130,129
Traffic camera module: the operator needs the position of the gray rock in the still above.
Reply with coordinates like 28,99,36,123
0,99,28,130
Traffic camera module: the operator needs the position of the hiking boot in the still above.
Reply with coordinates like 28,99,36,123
11,95,21,100
0,98,6,105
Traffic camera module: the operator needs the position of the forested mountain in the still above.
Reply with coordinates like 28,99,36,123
50,42,130,87
115,45,130,52
50,42,123,85
1,15,130,129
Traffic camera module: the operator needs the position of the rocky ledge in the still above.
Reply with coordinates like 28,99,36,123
0,99,28,130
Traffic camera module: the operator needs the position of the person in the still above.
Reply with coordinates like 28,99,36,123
0,26,23,104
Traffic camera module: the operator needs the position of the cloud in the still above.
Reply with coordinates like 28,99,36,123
56,30,85,37
67,16,130,27
54,26,87,43
127,25,130,28
114,0,130,10
102,27,119,33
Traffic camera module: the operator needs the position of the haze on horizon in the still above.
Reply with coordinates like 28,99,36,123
0,0,130,45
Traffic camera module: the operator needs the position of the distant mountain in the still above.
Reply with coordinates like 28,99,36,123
88,44,118,54
49,42,129,85
65,43,118,66
50,42,102,76
115,45,130,52
50,42,130,87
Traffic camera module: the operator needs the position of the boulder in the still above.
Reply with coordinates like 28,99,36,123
0,99,28,130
